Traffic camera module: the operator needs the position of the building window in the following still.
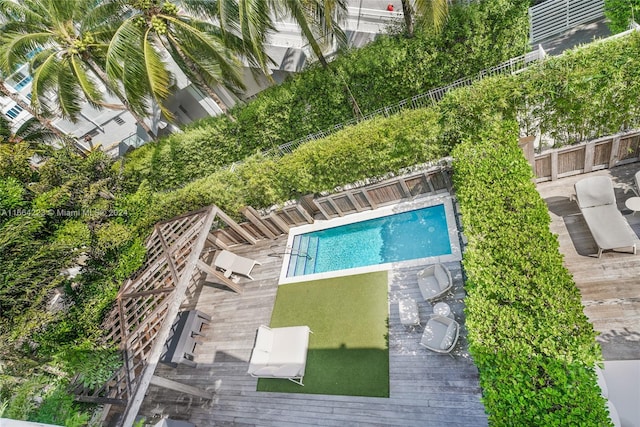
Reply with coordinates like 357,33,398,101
5,105,23,119
14,75,32,91
113,116,125,125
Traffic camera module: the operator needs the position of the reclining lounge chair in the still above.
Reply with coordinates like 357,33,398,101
574,176,637,258
247,325,311,385
214,249,261,280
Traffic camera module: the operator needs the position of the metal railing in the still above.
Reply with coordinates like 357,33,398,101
232,46,546,168
529,0,604,43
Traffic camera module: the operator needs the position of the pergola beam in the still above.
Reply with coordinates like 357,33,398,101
196,259,243,294
119,206,218,427
150,375,214,400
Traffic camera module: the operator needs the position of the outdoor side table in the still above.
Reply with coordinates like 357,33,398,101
160,310,211,367
433,302,453,319
399,298,420,326
625,197,640,215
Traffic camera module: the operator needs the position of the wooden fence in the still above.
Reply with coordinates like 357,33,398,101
312,167,451,219
534,130,640,182
207,165,453,244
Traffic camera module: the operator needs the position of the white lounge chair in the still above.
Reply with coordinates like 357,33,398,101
417,264,452,302
420,314,459,353
247,325,311,385
574,176,638,258
214,249,261,280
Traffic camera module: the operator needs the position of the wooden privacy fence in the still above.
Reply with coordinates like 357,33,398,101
312,167,452,219
217,165,453,241
534,130,640,182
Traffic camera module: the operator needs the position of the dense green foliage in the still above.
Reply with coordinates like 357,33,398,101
0,146,139,422
121,0,531,191
452,122,609,425
605,0,640,33
120,108,445,228
438,31,640,148
5,4,640,422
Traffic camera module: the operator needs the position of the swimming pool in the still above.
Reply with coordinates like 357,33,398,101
280,196,461,284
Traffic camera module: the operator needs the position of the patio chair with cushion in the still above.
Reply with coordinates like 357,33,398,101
574,176,638,258
214,249,261,280
247,325,311,385
420,314,459,353
417,264,452,302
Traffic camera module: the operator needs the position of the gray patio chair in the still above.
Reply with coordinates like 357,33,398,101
214,249,261,280
574,176,637,257
420,314,459,353
417,264,452,302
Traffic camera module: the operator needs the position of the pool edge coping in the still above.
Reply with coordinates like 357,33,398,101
278,194,462,285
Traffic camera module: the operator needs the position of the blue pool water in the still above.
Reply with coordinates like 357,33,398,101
286,204,451,277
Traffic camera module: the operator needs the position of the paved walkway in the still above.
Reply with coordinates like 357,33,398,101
537,19,612,56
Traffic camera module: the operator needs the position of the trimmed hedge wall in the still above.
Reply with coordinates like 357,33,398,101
451,121,609,425
117,108,445,229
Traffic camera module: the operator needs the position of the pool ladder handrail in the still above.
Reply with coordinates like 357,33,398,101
268,244,312,259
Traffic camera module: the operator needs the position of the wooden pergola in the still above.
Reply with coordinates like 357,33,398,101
76,205,260,426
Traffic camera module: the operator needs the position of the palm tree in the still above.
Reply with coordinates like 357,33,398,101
106,0,249,120
0,0,156,138
401,0,451,37
274,0,348,68
265,0,363,117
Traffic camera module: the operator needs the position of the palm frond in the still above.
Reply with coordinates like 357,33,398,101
237,0,274,72
177,0,223,20
142,29,173,119
106,17,151,114
164,15,244,89
414,0,450,33
276,0,328,65
30,51,59,115
0,31,51,74
56,58,83,119
69,55,103,107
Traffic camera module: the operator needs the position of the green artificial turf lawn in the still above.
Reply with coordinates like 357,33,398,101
256,271,389,397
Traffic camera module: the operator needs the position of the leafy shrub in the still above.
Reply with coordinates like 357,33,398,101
30,384,91,426
520,32,640,146
125,107,445,224
605,0,640,33
452,120,608,425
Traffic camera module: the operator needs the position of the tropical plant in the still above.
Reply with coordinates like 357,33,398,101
605,0,640,33
0,78,65,140
452,120,609,425
401,0,451,36
106,0,248,120
0,0,156,137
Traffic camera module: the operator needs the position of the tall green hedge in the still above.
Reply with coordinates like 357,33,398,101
121,0,531,192
117,108,445,228
452,121,609,425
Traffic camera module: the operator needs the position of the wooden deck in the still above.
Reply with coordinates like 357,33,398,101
132,163,640,425
137,236,488,426
535,162,640,360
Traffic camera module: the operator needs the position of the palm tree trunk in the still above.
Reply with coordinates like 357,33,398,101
85,58,157,140
0,80,67,140
401,0,415,37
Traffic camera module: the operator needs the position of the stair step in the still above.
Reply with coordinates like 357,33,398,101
305,236,320,274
